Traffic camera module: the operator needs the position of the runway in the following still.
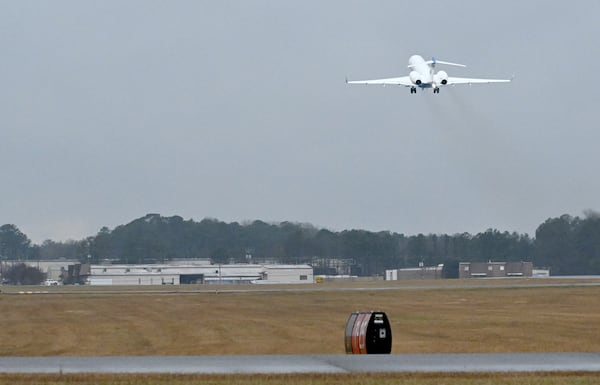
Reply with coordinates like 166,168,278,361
3,280,600,296
1,353,600,374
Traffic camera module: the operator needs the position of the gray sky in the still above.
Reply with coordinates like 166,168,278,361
2,1,599,243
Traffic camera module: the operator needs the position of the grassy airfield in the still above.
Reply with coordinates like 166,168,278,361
1,279,599,384
1,372,600,385
1,279,600,355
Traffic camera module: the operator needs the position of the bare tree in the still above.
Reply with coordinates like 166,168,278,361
2,263,46,285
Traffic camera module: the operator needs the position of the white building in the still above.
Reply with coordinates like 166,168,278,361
83,262,313,286
255,265,312,284
385,265,443,280
385,269,398,281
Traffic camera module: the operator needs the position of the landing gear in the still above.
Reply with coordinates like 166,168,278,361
410,87,416,94
433,87,440,94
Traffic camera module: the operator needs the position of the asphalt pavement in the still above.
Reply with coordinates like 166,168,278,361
1,353,600,374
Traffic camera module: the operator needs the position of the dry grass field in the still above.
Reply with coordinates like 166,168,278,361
2,281,600,384
1,372,600,385
1,280,600,356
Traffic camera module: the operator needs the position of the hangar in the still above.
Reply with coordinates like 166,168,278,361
80,262,313,285
459,261,533,278
385,261,535,280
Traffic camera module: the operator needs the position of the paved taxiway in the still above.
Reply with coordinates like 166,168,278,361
3,280,600,296
1,353,600,374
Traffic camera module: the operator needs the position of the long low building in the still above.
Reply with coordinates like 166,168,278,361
385,261,535,280
385,265,443,280
82,263,313,285
459,261,533,278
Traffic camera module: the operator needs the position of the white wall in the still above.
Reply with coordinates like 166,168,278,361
85,263,313,285
385,269,398,281
259,265,313,284
88,274,179,285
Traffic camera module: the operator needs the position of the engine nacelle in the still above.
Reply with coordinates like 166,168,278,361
434,70,448,85
409,71,422,85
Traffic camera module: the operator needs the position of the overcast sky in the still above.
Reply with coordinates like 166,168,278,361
2,1,599,243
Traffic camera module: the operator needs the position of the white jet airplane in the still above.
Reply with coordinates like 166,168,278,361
347,54,511,94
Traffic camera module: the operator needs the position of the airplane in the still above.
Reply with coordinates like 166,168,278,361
346,54,511,94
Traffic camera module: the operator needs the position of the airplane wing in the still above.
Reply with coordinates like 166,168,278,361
446,77,511,85
346,76,412,87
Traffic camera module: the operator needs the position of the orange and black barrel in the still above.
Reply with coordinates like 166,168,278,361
344,311,392,354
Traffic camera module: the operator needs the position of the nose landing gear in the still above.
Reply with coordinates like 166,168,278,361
410,87,417,94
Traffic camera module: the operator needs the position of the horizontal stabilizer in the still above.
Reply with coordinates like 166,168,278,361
427,59,466,67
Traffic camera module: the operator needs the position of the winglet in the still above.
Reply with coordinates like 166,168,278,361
345,76,348,84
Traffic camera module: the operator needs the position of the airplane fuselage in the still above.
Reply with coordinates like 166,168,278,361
408,55,433,87
407,55,451,93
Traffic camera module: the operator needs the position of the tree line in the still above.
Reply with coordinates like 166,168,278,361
1,212,600,276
